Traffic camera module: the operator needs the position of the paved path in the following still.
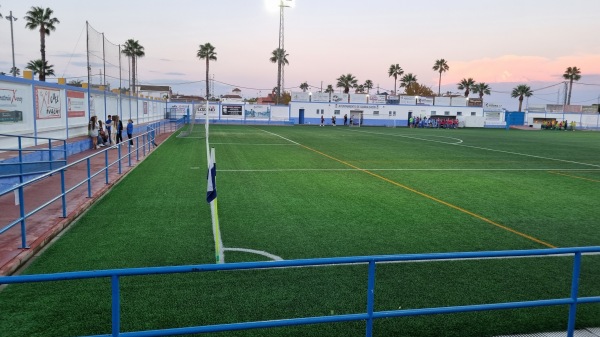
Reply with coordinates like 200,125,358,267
0,132,173,276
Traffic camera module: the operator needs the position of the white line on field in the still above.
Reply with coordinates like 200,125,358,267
351,129,600,168
218,168,600,172
259,129,300,145
210,143,298,146
224,247,283,261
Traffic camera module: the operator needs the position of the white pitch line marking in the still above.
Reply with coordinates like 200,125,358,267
218,168,600,172
258,129,300,145
351,129,600,168
210,143,298,146
224,247,283,261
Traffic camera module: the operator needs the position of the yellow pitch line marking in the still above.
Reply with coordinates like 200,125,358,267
299,144,557,249
548,171,600,183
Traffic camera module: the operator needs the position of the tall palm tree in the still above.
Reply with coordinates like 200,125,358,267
471,82,491,100
26,59,55,81
457,78,475,97
122,39,145,94
364,80,373,94
10,67,20,77
269,48,289,102
24,6,60,82
355,84,365,94
432,59,449,96
400,73,418,93
511,84,533,112
336,74,358,94
197,43,217,100
299,82,309,92
562,66,581,105
388,64,404,95
324,85,334,94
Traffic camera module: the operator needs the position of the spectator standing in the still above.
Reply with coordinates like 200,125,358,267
115,116,123,144
105,115,113,144
88,116,99,150
127,119,134,145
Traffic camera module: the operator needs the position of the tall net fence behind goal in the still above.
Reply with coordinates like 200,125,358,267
87,22,130,93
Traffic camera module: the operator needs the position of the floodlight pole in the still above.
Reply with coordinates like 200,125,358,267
6,11,17,77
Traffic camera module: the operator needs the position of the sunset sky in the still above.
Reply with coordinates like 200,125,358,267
1,0,599,110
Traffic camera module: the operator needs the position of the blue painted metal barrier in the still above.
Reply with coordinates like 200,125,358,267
1,247,599,337
0,134,67,179
0,121,183,248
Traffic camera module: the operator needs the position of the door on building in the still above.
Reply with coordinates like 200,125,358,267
350,110,363,126
299,109,305,124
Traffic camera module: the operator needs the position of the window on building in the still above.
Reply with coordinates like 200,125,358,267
393,111,396,116
334,110,340,115
457,111,462,116
431,111,436,115
321,109,325,114
389,111,392,116
444,111,450,115
471,112,476,116
316,109,320,115
373,111,379,116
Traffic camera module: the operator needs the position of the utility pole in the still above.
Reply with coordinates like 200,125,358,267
6,11,17,77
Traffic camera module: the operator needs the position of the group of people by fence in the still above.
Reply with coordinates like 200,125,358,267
88,115,134,150
409,116,459,129
541,120,575,131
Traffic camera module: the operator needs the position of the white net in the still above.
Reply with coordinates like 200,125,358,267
86,23,129,92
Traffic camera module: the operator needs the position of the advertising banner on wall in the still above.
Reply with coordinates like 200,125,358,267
0,84,26,123
311,92,329,103
244,105,271,118
349,94,367,103
35,87,61,119
291,92,310,102
67,90,86,117
399,96,416,105
330,93,348,103
434,97,451,106
169,104,191,115
143,101,148,114
451,97,468,106
370,94,387,104
483,102,503,112
222,105,243,115
416,97,434,105
197,104,217,116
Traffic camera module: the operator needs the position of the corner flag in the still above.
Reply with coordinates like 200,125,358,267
206,148,217,203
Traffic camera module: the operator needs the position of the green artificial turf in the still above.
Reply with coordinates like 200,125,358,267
0,125,599,337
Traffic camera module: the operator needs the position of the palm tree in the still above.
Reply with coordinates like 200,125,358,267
299,82,309,92
67,79,83,87
457,78,475,97
269,48,289,102
355,84,365,94
364,80,373,94
26,59,55,81
10,67,20,77
511,84,533,112
197,43,217,100
24,6,60,82
562,66,581,105
388,64,404,95
336,74,358,94
400,73,418,93
122,39,145,95
324,85,334,94
471,82,491,100
432,59,449,96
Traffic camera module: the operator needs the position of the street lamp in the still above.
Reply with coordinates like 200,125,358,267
6,11,17,77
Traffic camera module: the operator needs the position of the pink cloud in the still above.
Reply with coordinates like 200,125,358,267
444,54,600,84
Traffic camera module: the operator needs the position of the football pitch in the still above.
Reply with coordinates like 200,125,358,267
1,125,599,337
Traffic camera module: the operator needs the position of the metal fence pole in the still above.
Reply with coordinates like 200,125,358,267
105,150,109,184
87,158,92,198
60,170,67,217
117,145,122,174
111,275,121,337
566,252,582,337
365,260,376,337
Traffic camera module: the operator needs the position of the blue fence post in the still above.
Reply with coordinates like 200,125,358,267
18,184,28,249
86,158,92,198
60,169,66,217
566,252,582,337
111,275,121,337
136,137,139,161
117,145,122,174
128,143,132,167
48,139,53,171
105,150,109,184
365,260,376,337
143,134,147,157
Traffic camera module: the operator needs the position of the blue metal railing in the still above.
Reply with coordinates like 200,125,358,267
0,122,183,248
1,247,598,337
0,134,67,180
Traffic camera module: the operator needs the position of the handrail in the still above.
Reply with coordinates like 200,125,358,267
0,120,183,248
1,247,599,337
0,134,67,180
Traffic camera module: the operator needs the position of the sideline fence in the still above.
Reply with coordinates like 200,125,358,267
0,120,182,249
0,247,599,337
